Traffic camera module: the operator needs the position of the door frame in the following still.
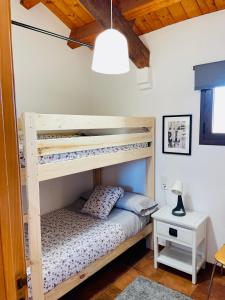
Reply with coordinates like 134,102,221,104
0,0,27,299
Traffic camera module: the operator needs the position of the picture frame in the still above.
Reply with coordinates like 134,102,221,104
162,115,192,155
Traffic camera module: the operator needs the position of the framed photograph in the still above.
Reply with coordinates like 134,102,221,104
162,115,192,155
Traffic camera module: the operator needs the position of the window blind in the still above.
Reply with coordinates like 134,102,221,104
194,60,225,90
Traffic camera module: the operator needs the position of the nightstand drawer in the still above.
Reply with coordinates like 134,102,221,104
156,221,193,246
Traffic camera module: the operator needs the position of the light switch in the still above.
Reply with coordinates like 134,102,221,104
136,67,152,90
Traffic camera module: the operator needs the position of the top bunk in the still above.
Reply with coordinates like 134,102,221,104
19,113,155,184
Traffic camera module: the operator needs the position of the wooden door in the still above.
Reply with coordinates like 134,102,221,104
0,0,27,299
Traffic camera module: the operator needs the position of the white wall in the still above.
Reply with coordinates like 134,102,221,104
11,1,93,214
90,10,225,262
11,1,93,115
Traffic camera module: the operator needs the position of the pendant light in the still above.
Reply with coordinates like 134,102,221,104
92,0,130,74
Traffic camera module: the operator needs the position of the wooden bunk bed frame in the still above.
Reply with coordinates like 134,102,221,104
20,112,155,300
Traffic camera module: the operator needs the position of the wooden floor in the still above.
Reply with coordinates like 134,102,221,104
61,240,225,300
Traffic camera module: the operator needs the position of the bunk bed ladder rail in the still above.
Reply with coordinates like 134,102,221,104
22,112,44,300
145,121,155,249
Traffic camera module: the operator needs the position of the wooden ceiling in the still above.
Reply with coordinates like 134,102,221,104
21,0,225,68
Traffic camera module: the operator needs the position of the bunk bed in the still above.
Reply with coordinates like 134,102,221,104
19,113,155,300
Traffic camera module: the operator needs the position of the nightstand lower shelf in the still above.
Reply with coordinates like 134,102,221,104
157,245,205,275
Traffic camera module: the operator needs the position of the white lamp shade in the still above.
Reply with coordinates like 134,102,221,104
92,28,130,75
171,180,183,195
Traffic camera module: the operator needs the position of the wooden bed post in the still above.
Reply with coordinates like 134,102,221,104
146,119,155,249
146,119,155,199
22,112,44,300
93,168,102,186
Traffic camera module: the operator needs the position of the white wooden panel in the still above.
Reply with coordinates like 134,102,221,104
196,222,206,246
157,221,193,246
157,246,204,275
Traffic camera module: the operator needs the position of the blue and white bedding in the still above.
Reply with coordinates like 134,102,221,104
116,192,158,216
107,207,150,239
26,206,151,295
19,133,148,167
67,198,151,239
27,208,126,294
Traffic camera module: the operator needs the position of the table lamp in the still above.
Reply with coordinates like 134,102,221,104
171,180,186,217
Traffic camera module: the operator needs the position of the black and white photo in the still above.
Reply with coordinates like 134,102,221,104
162,115,192,155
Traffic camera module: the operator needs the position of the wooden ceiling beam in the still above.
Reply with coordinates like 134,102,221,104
68,19,141,49
78,0,150,68
68,21,102,48
120,0,182,19
20,0,41,9
68,0,181,49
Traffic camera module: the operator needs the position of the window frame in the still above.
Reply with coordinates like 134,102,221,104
200,89,225,145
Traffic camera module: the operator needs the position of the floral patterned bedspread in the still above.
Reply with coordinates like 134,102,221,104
26,208,126,294
19,133,148,167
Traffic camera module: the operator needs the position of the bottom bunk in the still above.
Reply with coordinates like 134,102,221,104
26,200,154,299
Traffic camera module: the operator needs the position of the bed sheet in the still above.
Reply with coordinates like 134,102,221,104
26,205,152,295
26,208,126,294
67,198,151,239
19,133,148,167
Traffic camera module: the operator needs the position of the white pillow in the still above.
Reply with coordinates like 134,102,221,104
81,185,124,219
115,192,157,216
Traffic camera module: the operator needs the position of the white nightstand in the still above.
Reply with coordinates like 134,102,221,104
152,206,208,284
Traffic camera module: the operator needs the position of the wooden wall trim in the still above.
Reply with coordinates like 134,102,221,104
0,230,7,300
0,0,27,299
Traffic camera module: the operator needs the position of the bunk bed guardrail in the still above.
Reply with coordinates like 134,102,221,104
19,113,155,183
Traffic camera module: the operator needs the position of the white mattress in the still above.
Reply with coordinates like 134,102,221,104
67,199,150,239
107,208,150,239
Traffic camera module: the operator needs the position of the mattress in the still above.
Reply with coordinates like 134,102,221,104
106,207,150,239
67,198,150,239
19,134,148,167
26,206,150,295
26,208,126,294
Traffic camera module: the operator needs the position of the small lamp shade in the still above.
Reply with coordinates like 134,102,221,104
171,180,183,196
92,28,130,75
171,180,186,217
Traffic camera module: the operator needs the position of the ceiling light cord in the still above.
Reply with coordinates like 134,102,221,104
111,0,113,29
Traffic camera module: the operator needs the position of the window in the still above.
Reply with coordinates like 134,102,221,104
212,87,225,133
200,87,225,145
194,59,225,145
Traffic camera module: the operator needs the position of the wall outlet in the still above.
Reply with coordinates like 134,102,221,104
136,67,152,90
161,176,168,191
162,183,168,190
